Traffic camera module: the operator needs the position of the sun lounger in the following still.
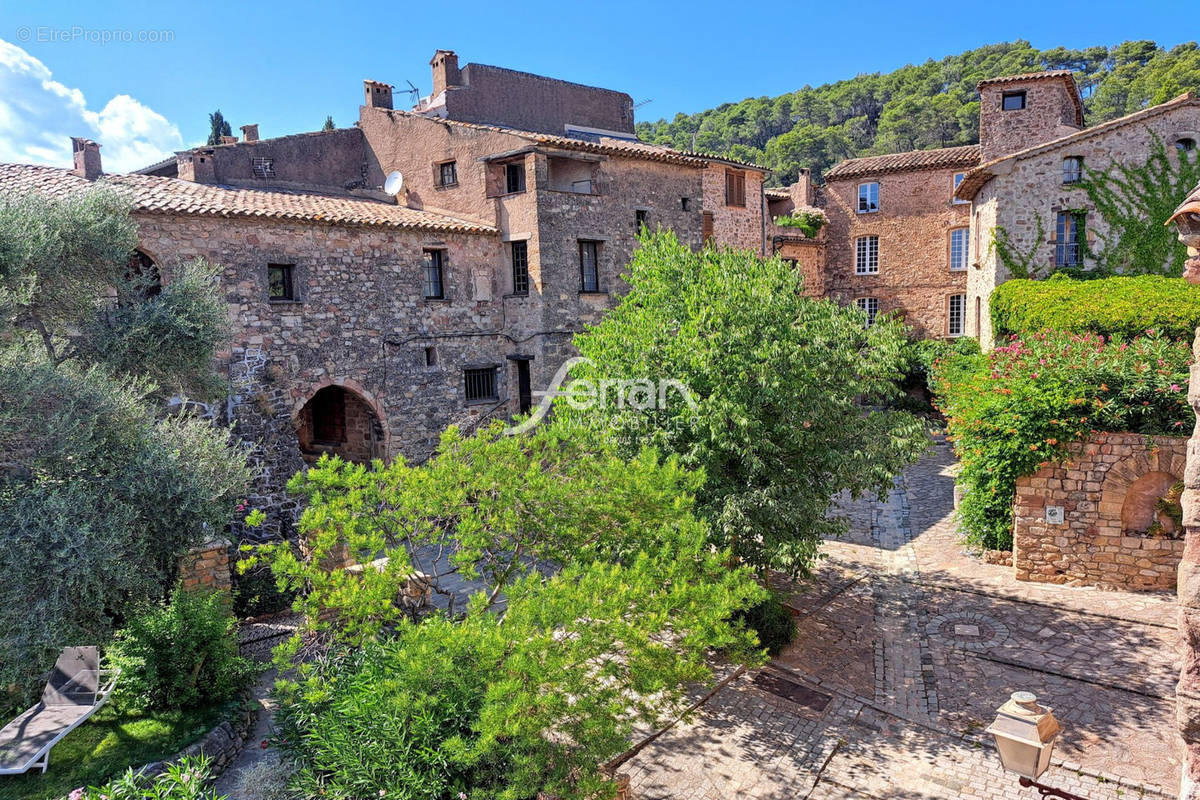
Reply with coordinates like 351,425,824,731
0,646,120,775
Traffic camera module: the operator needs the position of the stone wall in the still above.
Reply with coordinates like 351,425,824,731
819,166,970,338
177,539,233,593
978,74,1082,162
703,163,766,254
1012,432,1186,590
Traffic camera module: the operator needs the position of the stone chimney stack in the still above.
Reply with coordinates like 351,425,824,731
364,80,394,110
176,150,216,183
71,137,102,180
430,50,461,97
240,124,259,142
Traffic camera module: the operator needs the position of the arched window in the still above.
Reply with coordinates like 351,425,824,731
1177,138,1197,153
126,250,162,297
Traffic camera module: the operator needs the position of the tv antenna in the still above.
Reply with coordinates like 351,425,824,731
633,98,653,111
404,80,421,105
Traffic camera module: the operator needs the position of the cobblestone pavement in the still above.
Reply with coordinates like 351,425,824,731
626,435,1181,798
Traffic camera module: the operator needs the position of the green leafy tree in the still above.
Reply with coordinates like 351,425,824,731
253,422,765,800
206,109,232,146
560,232,927,577
322,115,335,131
0,189,250,701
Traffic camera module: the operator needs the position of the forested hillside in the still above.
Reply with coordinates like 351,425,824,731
636,40,1200,185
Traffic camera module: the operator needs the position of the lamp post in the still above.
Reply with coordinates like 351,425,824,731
987,691,1087,799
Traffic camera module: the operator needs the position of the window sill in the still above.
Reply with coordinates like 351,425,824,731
546,188,601,197
488,190,528,199
504,292,530,299
579,290,608,297
856,209,879,215
423,296,450,303
435,182,459,190
268,298,303,306
465,397,500,406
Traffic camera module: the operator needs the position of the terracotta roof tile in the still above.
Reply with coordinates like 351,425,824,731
396,111,769,172
976,69,1076,87
955,93,1200,201
0,163,496,234
823,144,981,181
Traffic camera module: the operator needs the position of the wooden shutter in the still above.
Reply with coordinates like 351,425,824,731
701,211,714,244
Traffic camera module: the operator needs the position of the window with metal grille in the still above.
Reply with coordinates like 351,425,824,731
952,173,969,204
423,249,445,299
855,297,879,327
1002,91,1026,111
855,236,879,274
857,182,879,213
725,170,745,207
268,263,296,300
949,228,969,271
1054,212,1084,267
1062,157,1084,184
439,161,458,186
511,240,529,295
251,157,275,178
948,294,966,337
579,240,600,292
505,162,525,194
464,367,497,402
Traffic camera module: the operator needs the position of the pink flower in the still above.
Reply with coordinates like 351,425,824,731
1171,384,1182,392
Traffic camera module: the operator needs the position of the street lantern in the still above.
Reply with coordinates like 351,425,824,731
987,691,1061,780
1168,184,1200,242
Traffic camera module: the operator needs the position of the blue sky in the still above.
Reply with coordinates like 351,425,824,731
0,0,1188,171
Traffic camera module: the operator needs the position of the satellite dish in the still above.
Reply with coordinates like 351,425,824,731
384,170,404,195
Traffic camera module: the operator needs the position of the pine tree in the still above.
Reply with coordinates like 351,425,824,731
206,109,232,146
322,115,335,131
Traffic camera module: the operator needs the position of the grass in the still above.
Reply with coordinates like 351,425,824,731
0,704,222,800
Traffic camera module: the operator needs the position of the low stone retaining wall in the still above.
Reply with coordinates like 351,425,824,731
139,690,258,781
1012,432,1186,590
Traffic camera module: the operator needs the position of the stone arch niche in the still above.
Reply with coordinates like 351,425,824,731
1121,470,1182,536
294,384,386,465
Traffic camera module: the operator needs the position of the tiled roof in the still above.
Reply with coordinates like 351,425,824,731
1170,182,1200,226
955,92,1200,201
823,144,981,181
976,69,1075,87
764,187,791,199
395,111,770,172
0,163,496,234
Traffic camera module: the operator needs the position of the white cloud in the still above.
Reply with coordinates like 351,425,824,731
0,39,182,173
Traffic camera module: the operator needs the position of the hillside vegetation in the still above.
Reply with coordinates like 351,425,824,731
636,40,1200,185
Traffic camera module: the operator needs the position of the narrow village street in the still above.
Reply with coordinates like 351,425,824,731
625,435,1182,798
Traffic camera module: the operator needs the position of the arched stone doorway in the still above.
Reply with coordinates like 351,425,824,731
295,384,385,464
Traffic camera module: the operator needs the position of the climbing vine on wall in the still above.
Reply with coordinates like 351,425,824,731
990,214,1045,280
1081,138,1200,276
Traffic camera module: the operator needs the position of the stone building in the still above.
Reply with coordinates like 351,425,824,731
956,76,1200,347
778,70,1200,343
1,51,768,539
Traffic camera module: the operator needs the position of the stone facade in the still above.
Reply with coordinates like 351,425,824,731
818,163,972,338
1012,432,1186,590
177,538,233,593
962,89,1200,347
977,72,1083,162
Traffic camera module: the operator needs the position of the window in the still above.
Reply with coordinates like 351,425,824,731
505,162,525,194
681,197,691,211
857,182,879,213
438,161,457,187
948,294,966,337
725,170,746,207
510,240,529,295
267,263,296,301
949,228,969,271
854,236,879,274
464,367,498,403
579,240,600,292
635,209,648,232
1062,156,1084,184
251,157,275,179
855,297,879,327
126,250,162,297
310,387,346,444
423,249,445,299
952,173,969,204
1178,138,1197,152
1002,91,1026,111
1054,211,1085,267
424,346,437,367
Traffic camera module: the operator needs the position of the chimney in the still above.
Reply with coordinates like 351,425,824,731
219,135,238,145
71,137,102,180
240,124,259,142
176,150,216,183
363,79,394,110
430,50,461,97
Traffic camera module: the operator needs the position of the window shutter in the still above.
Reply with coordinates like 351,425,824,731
701,211,714,243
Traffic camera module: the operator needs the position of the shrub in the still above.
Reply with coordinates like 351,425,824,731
933,330,1192,550
232,562,296,619
112,588,255,712
737,595,796,655
230,755,295,800
774,209,827,238
74,755,225,800
991,275,1200,342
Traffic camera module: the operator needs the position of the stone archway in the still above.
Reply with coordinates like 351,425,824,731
1099,446,1186,528
294,383,386,465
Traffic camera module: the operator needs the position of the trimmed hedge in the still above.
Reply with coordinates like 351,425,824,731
991,275,1200,341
